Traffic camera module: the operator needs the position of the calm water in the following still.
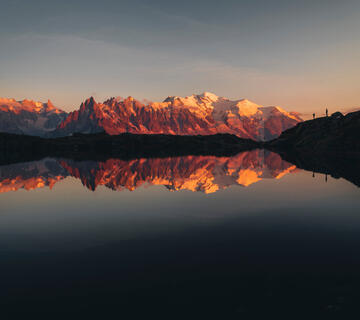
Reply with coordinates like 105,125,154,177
0,150,359,317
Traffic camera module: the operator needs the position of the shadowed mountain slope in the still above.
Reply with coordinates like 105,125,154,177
267,110,360,155
0,98,67,136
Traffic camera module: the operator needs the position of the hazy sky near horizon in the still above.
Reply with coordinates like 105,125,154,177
1,0,359,116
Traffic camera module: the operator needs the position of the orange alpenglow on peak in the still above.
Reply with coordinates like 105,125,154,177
53,92,302,141
0,92,302,139
0,97,68,136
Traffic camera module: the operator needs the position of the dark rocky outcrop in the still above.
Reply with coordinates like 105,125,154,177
275,150,360,187
265,110,360,187
267,110,360,156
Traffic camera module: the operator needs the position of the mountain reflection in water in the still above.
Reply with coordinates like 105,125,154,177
0,150,298,194
1,149,360,317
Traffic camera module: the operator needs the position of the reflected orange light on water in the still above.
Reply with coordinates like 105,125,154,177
0,150,298,194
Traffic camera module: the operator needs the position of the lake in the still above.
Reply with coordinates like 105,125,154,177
0,150,359,317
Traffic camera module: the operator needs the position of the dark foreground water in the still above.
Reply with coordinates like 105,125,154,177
0,150,359,318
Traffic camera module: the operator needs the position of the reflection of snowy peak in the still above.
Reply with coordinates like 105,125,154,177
0,98,67,136
82,150,297,193
0,151,298,194
0,158,67,192
57,92,302,141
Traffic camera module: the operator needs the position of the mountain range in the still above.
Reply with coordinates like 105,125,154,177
0,93,302,141
0,98,67,136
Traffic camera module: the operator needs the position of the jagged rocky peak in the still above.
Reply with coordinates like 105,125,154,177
46,99,55,109
163,95,181,103
55,92,302,141
0,97,66,115
0,97,68,136
121,96,141,106
85,96,96,105
79,96,98,111
0,92,303,140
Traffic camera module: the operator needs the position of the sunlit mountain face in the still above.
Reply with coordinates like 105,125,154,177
0,151,298,194
0,98,67,136
56,93,302,141
0,93,302,140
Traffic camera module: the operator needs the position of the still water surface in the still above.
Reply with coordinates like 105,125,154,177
0,150,359,317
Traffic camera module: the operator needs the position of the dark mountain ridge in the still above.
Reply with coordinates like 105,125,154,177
267,110,360,155
0,131,260,163
265,110,360,187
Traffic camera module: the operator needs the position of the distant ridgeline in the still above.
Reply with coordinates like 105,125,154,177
1,109,360,187
0,93,302,141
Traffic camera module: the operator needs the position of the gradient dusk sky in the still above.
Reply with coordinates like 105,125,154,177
1,0,359,116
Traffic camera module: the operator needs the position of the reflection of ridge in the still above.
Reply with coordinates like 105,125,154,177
0,151,298,194
0,158,66,193
59,150,297,193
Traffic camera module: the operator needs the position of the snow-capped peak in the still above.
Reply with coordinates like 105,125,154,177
0,92,302,141
0,97,68,137
0,97,65,115
198,91,220,101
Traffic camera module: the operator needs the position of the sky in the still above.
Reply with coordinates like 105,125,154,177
0,0,359,117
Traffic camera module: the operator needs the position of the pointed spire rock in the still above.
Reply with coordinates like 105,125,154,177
88,96,96,104
46,99,55,110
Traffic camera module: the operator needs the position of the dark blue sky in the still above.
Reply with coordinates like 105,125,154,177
1,0,359,115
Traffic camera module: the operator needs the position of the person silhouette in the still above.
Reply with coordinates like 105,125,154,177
326,108,328,117
313,113,315,119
